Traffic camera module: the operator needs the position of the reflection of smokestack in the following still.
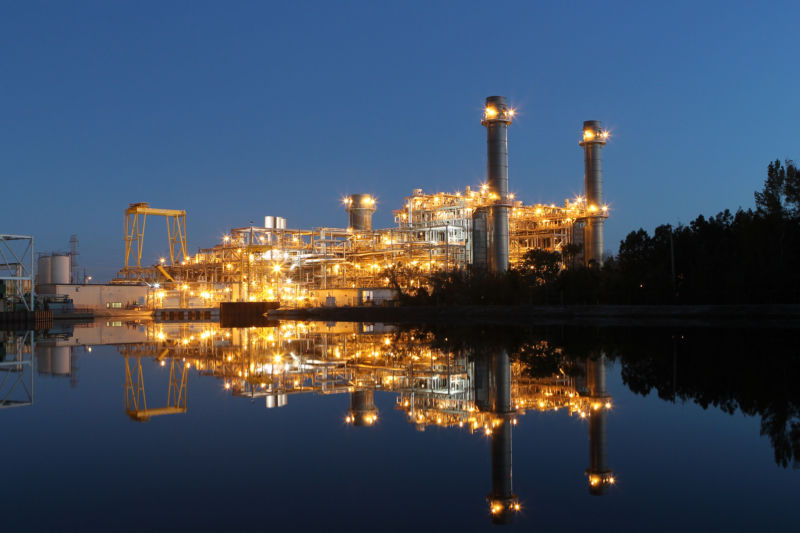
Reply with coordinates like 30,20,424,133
346,389,378,426
345,194,376,231
480,96,513,273
585,352,614,495
579,120,608,266
486,350,519,524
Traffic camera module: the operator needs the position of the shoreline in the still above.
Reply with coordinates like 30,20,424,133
268,304,800,328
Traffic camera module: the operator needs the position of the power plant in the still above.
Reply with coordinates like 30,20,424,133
106,98,611,309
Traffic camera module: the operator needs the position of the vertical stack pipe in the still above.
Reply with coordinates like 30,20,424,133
579,120,608,266
345,194,376,231
586,352,614,495
488,349,519,524
481,96,513,273
348,389,378,426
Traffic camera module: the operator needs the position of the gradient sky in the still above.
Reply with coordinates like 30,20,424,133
3,1,799,280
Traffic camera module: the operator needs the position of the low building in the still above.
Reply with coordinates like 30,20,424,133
38,284,150,315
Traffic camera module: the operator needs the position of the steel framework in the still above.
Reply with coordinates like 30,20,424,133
0,330,34,409
0,235,34,311
123,203,187,272
123,348,188,422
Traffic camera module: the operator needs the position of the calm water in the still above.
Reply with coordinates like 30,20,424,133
2,320,798,531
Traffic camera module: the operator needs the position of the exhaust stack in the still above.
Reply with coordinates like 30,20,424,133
345,194,376,231
579,120,609,266
480,96,513,273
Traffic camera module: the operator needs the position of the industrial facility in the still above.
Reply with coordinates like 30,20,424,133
106,98,610,310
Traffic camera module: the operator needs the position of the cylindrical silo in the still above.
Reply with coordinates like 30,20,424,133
264,216,276,229
481,96,513,273
579,120,609,267
50,254,71,284
345,194,376,231
37,346,52,374
51,346,71,375
38,255,52,285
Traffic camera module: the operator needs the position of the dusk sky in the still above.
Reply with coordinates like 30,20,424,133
3,1,799,280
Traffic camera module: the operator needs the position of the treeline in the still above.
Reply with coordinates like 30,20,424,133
410,323,800,468
402,159,800,305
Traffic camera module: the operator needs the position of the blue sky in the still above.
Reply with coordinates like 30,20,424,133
3,1,798,280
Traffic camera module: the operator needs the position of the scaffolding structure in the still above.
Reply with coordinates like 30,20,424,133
112,185,608,307
0,235,34,312
0,330,34,409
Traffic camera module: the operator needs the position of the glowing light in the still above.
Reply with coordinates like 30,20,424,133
583,130,595,140
159,257,165,263
272,263,282,273
484,106,498,119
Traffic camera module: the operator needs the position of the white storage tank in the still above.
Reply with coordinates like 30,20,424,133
276,217,287,229
264,216,276,228
50,254,71,284
38,256,52,285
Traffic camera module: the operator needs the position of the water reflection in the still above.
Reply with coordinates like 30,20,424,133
22,320,621,524
0,330,34,409
7,320,798,530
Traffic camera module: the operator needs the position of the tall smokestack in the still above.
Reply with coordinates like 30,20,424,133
579,120,609,266
487,349,519,524
585,352,615,495
345,194,376,231
482,96,513,273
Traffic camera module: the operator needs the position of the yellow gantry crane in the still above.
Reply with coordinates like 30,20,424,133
123,347,188,422
123,202,188,271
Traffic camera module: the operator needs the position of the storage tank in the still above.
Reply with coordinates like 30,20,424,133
264,216,276,228
36,346,52,374
50,254,71,284
276,217,287,229
38,255,52,285
51,346,71,375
